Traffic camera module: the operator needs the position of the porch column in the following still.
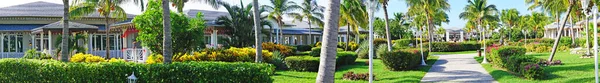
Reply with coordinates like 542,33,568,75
446,31,450,42
31,34,35,50
211,30,218,48
48,31,52,55
460,31,464,42
41,32,44,51
1,33,3,57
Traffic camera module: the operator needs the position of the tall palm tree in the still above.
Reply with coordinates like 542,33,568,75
459,0,498,40
406,0,450,51
527,0,574,61
530,12,550,38
252,0,263,62
61,0,70,61
379,0,392,51
315,0,340,82
70,0,128,59
264,0,301,44
290,0,324,45
160,0,173,63
500,8,519,43
339,0,367,51
169,0,223,13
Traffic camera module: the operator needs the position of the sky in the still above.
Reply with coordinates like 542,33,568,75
0,0,535,30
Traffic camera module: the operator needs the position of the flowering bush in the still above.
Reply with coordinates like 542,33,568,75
108,58,126,62
146,54,164,64
521,62,545,80
343,71,374,81
262,42,294,56
488,46,526,67
70,53,105,63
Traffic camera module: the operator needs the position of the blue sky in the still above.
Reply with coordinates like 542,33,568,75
1,0,536,30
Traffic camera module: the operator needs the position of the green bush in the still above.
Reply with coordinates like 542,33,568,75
379,49,426,71
506,56,540,72
23,49,52,59
285,56,320,72
0,59,274,82
488,46,526,68
295,45,313,52
559,37,572,47
420,42,481,52
521,62,545,80
336,51,358,66
392,39,417,48
310,47,343,57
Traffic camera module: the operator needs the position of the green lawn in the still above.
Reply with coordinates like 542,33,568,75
431,50,478,55
475,52,595,83
272,56,439,83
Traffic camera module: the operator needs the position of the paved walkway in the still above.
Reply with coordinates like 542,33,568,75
421,53,498,83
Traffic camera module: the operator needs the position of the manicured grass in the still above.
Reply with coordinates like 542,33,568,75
431,50,478,55
475,52,595,83
272,56,439,83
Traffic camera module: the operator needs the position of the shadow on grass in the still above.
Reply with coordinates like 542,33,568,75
565,77,594,83
377,75,422,83
335,60,368,72
275,73,315,79
486,64,565,81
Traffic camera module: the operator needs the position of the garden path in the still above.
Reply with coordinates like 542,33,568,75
421,53,498,83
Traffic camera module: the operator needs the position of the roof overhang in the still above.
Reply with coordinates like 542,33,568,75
31,21,98,33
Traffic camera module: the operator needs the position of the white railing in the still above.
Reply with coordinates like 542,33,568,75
0,52,24,58
89,50,125,58
122,48,148,63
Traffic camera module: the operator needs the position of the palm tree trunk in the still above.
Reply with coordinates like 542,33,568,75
425,11,434,52
383,3,392,51
549,4,573,61
252,0,263,62
308,20,313,45
345,23,350,50
161,0,173,64
140,0,145,11
587,16,591,55
570,15,575,46
315,0,340,82
104,15,111,59
61,0,70,61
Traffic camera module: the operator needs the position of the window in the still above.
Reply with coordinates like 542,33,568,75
3,35,23,52
91,34,120,50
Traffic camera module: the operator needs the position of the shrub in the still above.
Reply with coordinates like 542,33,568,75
392,39,417,48
285,56,320,71
295,45,313,52
373,38,387,45
310,47,343,57
559,37,572,47
338,42,359,51
262,42,294,56
270,51,287,70
524,43,552,53
146,54,164,64
108,58,126,63
336,51,358,66
379,49,424,71
70,53,105,63
506,56,540,72
376,44,388,58
420,42,481,52
488,46,526,67
23,49,52,59
0,59,274,82
521,62,545,80
343,71,373,81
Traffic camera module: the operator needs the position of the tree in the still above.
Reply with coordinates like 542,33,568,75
393,12,413,39
339,0,367,51
169,0,223,13
264,0,301,44
379,0,392,51
527,0,574,61
61,0,69,61
500,8,520,43
459,0,498,48
315,0,340,82
435,27,446,41
252,0,262,62
218,2,272,47
161,0,173,64
70,0,128,59
406,0,450,51
291,0,325,45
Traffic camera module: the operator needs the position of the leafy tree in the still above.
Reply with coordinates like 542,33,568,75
406,0,450,51
527,0,574,61
374,17,411,40
133,0,204,55
500,8,519,43
339,0,367,50
218,2,272,47
290,0,325,44
264,0,301,44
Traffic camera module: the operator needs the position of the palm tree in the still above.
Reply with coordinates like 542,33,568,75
500,8,519,43
160,0,173,63
252,0,263,62
527,0,574,61
70,0,128,59
290,0,325,45
379,0,392,51
339,0,367,51
61,0,70,61
169,0,223,13
133,0,146,11
459,0,497,56
315,0,340,82
264,0,301,44
406,0,450,51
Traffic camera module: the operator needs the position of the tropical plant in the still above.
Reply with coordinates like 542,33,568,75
218,2,272,47
315,0,340,82
500,8,520,43
168,0,223,13
459,0,498,50
70,0,129,59
61,0,69,61
406,0,450,51
379,0,392,51
291,0,325,45
53,33,88,57
339,0,368,51
161,0,174,63
263,0,301,44
252,0,263,62
527,0,575,61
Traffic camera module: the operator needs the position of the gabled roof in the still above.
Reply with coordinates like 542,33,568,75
183,9,229,21
0,1,135,18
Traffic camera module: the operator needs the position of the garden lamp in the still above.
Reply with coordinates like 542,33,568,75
480,24,489,64
127,72,137,83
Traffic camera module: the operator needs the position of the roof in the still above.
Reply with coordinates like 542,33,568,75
31,21,99,33
544,22,575,29
0,1,135,18
183,9,229,21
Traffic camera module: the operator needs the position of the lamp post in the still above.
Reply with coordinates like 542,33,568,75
366,0,378,83
127,72,137,83
480,24,489,64
594,5,599,83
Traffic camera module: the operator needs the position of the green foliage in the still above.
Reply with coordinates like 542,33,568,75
310,47,343,57
379,49,427,71
336,51,358,66
219,2,270,47
376,44,388,58
488,46,526,67
294,45,313,52
506,56,540,72
262,42,294,56
524,43,552,53
358,39,388,59
270,51,287,70
520,62,544,80
338,42,359,51
133,0,204,54
420,42,481,52
23,49,51,59
0,58,274,82
53,33,88,56
392,39,418,49
373,18,412,39
284,56,320,72
559,37,572,47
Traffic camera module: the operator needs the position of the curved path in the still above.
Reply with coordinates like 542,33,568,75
421,53,497,83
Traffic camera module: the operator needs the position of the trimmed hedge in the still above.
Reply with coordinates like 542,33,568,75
0,59,275,82
310,47,343,57
420,42,481,52
295,45,313,52
392,39,418,48
488,46,526,67
286,51,358,72
380,49,428,71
